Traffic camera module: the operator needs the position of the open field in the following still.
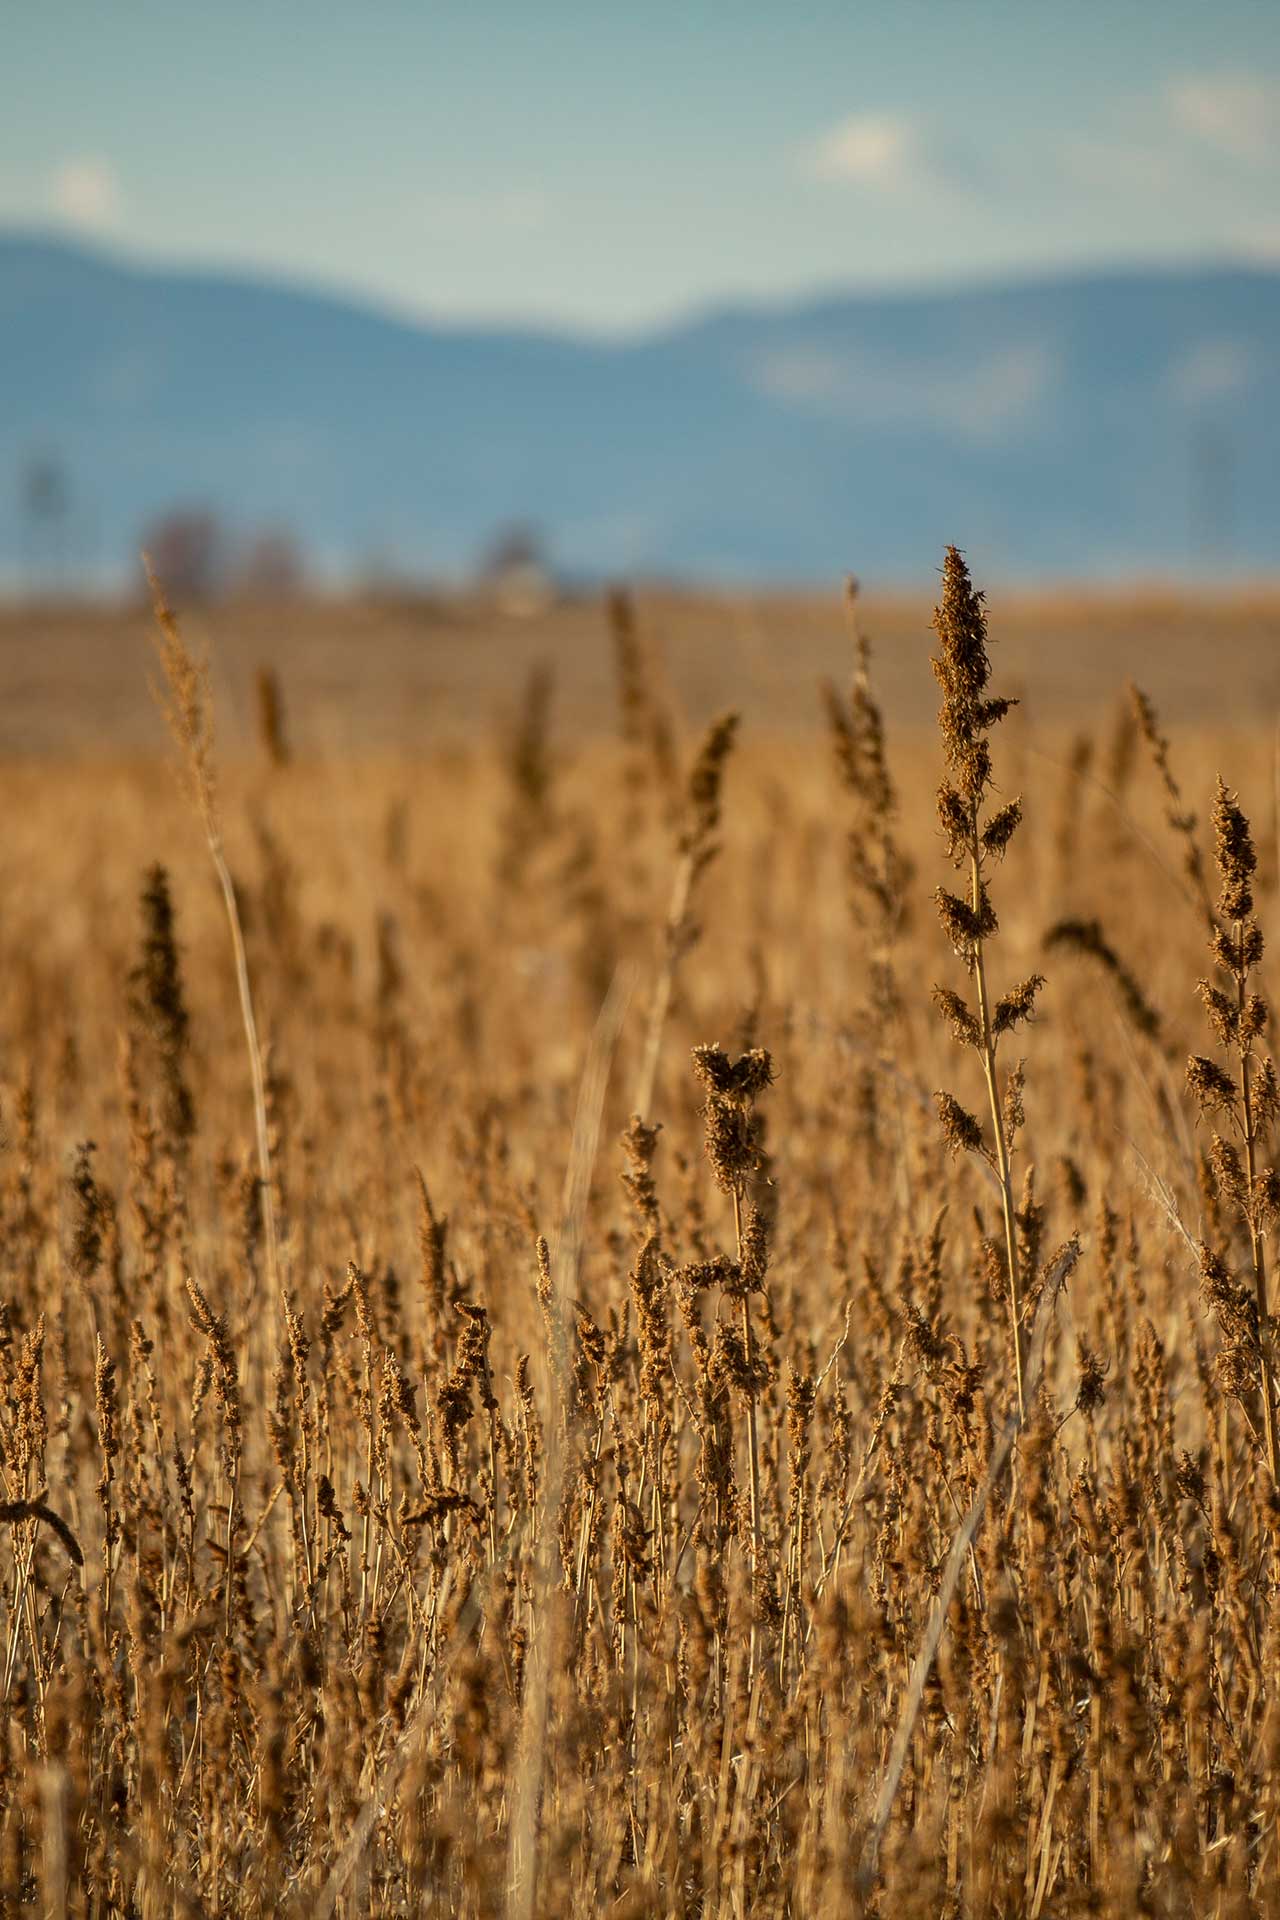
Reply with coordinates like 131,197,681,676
3,571,1280,1913
4,582,1280,754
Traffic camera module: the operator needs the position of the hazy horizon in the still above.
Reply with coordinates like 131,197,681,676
9,219,1280,347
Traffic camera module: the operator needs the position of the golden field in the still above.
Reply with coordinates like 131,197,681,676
2,569,1280,1915
5,581,1280,753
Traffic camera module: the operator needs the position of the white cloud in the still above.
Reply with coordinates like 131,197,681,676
1167,339,1256,405
1167,77,1280,165
1062,138,1177,196
50,157,122,232
802,113,920,187
1235,222,1280,263
752,340,1057,442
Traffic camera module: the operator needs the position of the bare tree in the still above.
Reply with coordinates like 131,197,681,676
139,509,224,603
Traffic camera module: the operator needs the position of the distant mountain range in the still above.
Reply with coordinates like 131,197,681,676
1,230,1277,585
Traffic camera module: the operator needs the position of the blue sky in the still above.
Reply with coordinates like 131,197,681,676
4,1,1280,333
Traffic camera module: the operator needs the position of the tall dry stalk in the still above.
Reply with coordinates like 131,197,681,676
507,967,632,1920
930,547,1043,1414
634,711,738,1119
1189,778,1280,1482
1130,679,1216,926
856,1243,1076,1895
691,1041,774,1678
823,574,912,1040
146,559,281,1298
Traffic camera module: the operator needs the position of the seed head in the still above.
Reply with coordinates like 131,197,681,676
68,1140,104,1281
993,975,1045,1038
932,986,980,1048
1074,1340,1108,1418
1186,1055,1238,1118
935,1091,985,1157
930,546,1016,810
1212,778,1256,923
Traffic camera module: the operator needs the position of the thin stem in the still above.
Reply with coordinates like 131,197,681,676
635,850,694,1120
733,1186,762,1685
205,829,281,1301
856,1265,1066,1895
969,838,1026,1417
507,970,631,1920
146,562,281,1301
1237,928,1280,1483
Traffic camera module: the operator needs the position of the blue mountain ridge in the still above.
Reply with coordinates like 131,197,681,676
2,230,1277,583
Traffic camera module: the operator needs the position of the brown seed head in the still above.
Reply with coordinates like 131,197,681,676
1186,1055,1238,1118
1212,777,1256,923
993,974,1045,1038
935,1091,985,1157
68,1140,104,1281
930,546,1016,810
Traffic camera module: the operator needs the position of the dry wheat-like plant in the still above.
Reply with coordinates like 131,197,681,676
146,559,281,1299
930,546,1045,1413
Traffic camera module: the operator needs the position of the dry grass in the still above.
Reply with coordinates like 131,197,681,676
2,565,1280,1914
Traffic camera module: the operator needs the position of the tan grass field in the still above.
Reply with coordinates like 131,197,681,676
3,570,1280,1914
4,581,1280,753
